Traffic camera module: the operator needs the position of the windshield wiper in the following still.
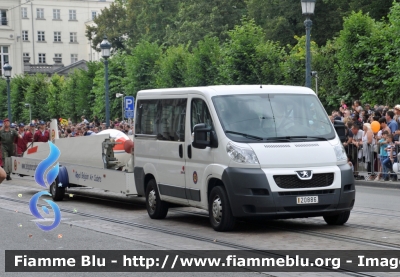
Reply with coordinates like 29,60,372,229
288,136,328,141
225,130,264,141
266,136,327,141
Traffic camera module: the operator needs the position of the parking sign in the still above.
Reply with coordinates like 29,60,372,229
124,96,134,118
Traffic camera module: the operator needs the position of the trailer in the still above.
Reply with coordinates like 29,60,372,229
11,126,137,201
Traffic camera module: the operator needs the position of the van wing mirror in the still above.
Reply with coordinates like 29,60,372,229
333,120,346,143
192,123,218,149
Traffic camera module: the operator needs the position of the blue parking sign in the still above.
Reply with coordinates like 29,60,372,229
124,96,134,118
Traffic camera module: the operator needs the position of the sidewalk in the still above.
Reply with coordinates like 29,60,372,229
355,178,400,189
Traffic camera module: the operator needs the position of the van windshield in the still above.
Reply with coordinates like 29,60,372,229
212,93,335,142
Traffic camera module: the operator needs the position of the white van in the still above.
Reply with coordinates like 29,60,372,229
133,85,355,232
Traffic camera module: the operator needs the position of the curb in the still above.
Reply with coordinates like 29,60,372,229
355,180,400,189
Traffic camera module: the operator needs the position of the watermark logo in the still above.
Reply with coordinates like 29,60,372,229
28,141,62,231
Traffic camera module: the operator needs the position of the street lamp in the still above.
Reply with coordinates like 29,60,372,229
25,103,32,123
301,0,316,88
3,62,12,122
100,35,111,128
311,71,318,96
116,93,124,122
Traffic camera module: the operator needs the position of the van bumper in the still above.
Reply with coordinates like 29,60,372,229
221,165,355,219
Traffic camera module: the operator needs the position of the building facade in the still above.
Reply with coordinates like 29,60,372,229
0,0,112,77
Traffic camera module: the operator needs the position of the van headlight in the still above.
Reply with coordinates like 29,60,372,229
226,142,259,164
334,144,347,162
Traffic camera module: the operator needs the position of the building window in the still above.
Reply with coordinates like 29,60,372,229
70,32,77,43
55,53,62,58
38,53,46,64
22,31,28,41
23,53,29,57
71,54,78,64
91,11,97,20
37,31,45,41
53,9,60,20
36,8,44,19
1,10,7,25
69,10,76,20
21,7,28,18
0,46,9,75
54,32,61,42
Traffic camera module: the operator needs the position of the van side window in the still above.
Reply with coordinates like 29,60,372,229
136,99,186,141
191,99,213,132
159,99,186,141
136,100,158,135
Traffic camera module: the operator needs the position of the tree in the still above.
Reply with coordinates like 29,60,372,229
24,74,50,121
124,40,162,95
184,36,222,86
0,78,7,118
10,75,31,123
218,17,266,85
47,74,65,120
86,0,130,52
165,0,246,46
155,45,190,88
336,11,375,102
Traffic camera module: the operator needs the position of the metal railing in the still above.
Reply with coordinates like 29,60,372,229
344,142,399,181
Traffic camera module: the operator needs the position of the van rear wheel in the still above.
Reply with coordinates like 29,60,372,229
50,181,65,201
323,211,350,225
209,186,236,232
146,179,168,219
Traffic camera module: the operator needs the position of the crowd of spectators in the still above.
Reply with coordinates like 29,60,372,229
336,101,400,182
0,115,134,169
56,116,134,138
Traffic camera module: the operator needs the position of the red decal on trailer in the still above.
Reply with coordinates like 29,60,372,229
27,146,38,154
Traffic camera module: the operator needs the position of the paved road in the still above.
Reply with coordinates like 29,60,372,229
1,175,400,277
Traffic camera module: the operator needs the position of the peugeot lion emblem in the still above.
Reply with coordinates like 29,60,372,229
296,170,313,180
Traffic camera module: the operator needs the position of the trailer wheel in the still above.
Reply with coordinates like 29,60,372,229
323,211,350,225
209,186,236,232
50,181,65,201
146,179,168,219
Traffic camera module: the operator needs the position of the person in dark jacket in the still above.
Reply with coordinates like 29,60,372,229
0,118,22,180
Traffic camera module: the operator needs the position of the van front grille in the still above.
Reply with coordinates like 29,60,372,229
274,173,334,189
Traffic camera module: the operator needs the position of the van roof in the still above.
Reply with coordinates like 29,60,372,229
137,85,315,97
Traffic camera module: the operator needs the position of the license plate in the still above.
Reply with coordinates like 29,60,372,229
297,196,318,204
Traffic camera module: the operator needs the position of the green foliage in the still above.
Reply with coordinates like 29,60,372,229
165,0,246,46
0,78,7,119
10,75,31,122
24,74,50,122
86,0,129,51
281,35,318,86
336,11,375,101
124,40,162,95
109,52,127,120
47,74,65,120
155,45,190,88
219,17,265,84
184,36,222,86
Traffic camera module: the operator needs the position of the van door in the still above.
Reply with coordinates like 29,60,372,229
155,98,188,205
185,96,216,208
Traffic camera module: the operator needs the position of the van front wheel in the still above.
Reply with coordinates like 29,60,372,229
209,186,236,232
146,179,168,219
323,211,350,225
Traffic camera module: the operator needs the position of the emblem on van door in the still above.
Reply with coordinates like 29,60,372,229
296,170,313,180
193,171,198,184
